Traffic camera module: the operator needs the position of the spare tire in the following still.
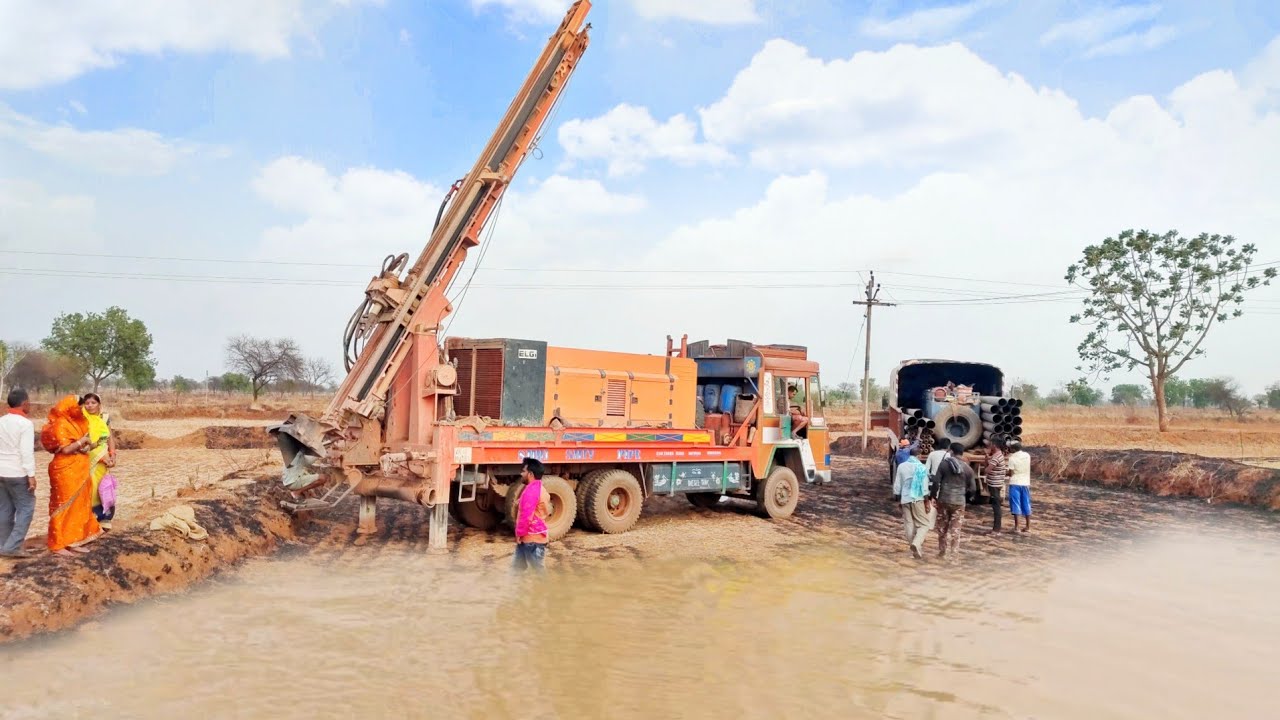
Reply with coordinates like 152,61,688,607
931,405,983,449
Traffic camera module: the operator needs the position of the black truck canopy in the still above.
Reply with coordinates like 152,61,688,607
890,359,1004,410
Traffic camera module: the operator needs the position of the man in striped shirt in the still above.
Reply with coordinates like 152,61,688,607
984,437,1008,533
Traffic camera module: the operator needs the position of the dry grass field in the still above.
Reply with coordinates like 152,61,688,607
827,404,1280,463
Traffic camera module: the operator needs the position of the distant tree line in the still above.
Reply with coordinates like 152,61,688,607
1,309,335,401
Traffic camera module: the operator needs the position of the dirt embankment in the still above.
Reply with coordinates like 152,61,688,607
829,436,1280,511
1026,447,1280,510
0,477,296,644
33,425,275,452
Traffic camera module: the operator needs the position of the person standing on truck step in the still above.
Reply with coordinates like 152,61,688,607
892,446,933,559
1006,439,1032,533
984,436,1008,533
0,388,37,558
932,441,976,562
512,458,553,573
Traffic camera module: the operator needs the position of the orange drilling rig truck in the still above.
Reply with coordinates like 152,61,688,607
269,1,831,549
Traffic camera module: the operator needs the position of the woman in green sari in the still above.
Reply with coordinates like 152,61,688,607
80,393,117,530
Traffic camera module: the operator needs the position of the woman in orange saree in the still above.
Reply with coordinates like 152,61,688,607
40,395,101,556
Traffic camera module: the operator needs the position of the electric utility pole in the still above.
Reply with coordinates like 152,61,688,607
855,272,894,451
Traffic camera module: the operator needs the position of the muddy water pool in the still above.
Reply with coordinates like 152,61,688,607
3,506,1277,720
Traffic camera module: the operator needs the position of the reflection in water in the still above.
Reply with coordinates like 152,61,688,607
2,525,1278,719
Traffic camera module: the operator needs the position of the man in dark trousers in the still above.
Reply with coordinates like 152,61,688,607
932,441,976,562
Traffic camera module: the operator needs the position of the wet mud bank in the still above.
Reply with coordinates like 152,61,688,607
831,436,1280,511
1026,446,1280,510
0,477,296,645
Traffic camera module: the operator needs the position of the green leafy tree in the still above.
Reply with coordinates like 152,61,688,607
1067,230,1275,432
1066,380,1103,406
42,306,155,393
220,372,252,394
1203,377,1251,419
172,375,197,394
1187,378,1215,409
1263,382,1280,410
1163,377,1190,407
1110,383,1148,406
125,362,156,392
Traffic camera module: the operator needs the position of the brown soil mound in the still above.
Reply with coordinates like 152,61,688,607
830,435,892,458
204,426,275,450
1026,447,1280,510
0,477,297,644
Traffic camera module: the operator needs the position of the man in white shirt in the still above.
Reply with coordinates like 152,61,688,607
0,388,37,558
1006,439,1032,533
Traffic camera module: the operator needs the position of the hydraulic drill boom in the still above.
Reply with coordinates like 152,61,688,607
271,2,592,540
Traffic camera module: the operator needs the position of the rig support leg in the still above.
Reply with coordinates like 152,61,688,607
357,496,377,535
428,503,449,552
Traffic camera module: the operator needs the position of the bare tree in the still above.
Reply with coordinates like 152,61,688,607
301,357,335,395
0,340,35,399
224,336,304,401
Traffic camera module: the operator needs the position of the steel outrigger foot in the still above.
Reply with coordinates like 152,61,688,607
279,481,355,515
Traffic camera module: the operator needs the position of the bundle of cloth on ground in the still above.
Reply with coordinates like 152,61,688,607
148,505,208,540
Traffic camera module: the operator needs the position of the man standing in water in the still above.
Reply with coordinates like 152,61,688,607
1006,439,1032,533
512,458,552,573
0,389,37,558
932,442,976,561
892,446,933,559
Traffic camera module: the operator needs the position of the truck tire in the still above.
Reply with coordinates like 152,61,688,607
504,476,576,541
448,482,503,531
755,465,800,519
687,492,722,509
931,405,983,449
582,468,644,534
575,469,607,529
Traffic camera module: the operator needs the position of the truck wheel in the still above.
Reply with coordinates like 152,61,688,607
504,476,575,541
575,469,607,529
448,483,503,531
583,469,644,534
504,479,528,527
687,492,722,509
755,466,800,519
541,476,576,541
931,405,983,449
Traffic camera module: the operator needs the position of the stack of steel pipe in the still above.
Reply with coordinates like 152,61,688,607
979,396,1024,445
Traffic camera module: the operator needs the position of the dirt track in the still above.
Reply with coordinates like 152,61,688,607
5,451,1277,645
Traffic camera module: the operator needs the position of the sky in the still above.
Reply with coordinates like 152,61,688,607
1,0,1278,397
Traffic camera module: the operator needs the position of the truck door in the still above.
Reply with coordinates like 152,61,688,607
806,375,831,483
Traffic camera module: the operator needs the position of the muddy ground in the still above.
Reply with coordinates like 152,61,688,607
5,451,1277,645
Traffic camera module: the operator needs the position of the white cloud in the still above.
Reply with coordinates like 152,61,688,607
469,0,570,24
1083,24,1179,58
558,103,734,176
630,0,760,24
0,0,379,90
860,0,998,41
699,39,1085,172
1040,3,1174,57
69,100,88,115
0,104,205,176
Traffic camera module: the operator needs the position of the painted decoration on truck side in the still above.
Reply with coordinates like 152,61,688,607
457,430,712,444
649,462,745,493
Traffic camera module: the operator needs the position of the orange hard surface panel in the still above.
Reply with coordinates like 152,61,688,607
543,346,696,429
